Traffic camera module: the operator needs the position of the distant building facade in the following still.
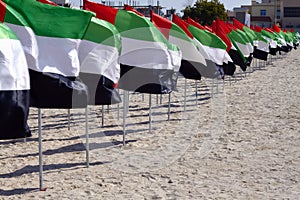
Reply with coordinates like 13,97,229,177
232,0,300,31
281,0,300,29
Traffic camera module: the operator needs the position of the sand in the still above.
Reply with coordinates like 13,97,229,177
1,49,300,199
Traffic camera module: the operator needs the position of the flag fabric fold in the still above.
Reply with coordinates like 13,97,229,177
187,21,230,66
79,17,122,105
212,18,245,73
4,0,93,108
183,17,235,76
151,12,220,79
172,15,224,77
233,19,269,61
261,28,278,55
85,0,182,94
0,23,31,139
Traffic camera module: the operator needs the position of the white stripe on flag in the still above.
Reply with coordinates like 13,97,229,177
79,40,120,83
0,39,30,90
36,36,81,76
169,35,206,65
120,37,175,70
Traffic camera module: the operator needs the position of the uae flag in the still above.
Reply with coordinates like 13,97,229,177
233,19,269,61
4,0,93,108
183,17,235,76
0,23,31,139
79,17,122,105
251,27,270,61
226,22,253,65
272,25,291,53
172,15,223,77
260,28,278,55
279,29,293,51
84,0,182,94
290,30,300,48
211,18,248,73
187,21,231,66
151,12,219,79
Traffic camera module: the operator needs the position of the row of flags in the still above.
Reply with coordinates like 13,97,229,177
0,0,299,139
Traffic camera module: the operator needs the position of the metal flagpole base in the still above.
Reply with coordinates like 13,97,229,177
117,89,120,121
167,93,171,121
67,109,70,130
160,94,162,105
85,107,89,167
38,108,46,191
149,94,152,133
195,80,198,105
184,78,187,112
101,105,104,128
123,91,128,146
117,101,120,121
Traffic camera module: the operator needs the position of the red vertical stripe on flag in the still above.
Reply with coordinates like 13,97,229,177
37,0,57,6
0,1,6,22
212,19,232,52
187,17,206,30
233,18,245,30
172,14,194,39
272,24,281,33
150,11,172,39
84,0,118,24
264,28,274,33
124,4,144,16
253,26,262,32
204,25,213,32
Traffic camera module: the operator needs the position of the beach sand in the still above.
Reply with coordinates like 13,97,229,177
1,49,300,199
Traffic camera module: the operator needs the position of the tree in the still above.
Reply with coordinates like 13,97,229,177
182,0,227,26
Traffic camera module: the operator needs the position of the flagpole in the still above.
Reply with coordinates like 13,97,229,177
149,94,152,132
67,109,70,130
195,80,198,105
122,91,128,146
101,105,104,128
85,107,89,167
38,108,45,191
184,78,187,112
117,88,120,121
160,94,162,104
167,93,171,121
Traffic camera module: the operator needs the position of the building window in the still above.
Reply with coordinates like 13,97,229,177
284,7,300,17
260,10,266,16
277,10,280,19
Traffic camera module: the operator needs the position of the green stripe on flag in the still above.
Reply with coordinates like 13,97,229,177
84,17,121,51
115,10,169,44
4,0,94,39
0,23,18,39
4,4,30,27
228,30,248,45
188,25,227,50
169,23,191,42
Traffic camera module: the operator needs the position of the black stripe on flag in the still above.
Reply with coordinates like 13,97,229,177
228,49,247,71
0,90,31,140
79,73,121,105
253,46,269,61
29,69,88,109
118,64,173,94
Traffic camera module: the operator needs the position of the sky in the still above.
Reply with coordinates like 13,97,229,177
70,0,252,12
156,0,252,12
